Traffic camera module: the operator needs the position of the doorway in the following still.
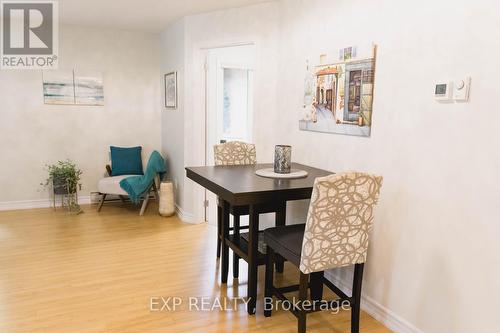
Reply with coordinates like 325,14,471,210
204,43,256,225
347,70,362,120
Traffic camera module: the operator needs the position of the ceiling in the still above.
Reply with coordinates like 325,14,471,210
59,0,272,33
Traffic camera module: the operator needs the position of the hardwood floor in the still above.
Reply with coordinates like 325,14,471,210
0,203,391,333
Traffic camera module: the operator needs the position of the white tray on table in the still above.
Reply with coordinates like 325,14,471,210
255,168,308,179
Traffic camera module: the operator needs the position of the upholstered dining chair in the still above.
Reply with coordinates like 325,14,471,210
214,141,257,166
214,141,257,278
263,172,383,333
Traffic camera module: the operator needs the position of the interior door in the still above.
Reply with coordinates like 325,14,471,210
205,44,256,225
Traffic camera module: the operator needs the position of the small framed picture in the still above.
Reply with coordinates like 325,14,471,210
164,71,177,109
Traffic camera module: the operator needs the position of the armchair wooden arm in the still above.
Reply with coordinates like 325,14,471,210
105,165,112,177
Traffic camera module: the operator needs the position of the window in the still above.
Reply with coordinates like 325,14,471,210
222,68,252,141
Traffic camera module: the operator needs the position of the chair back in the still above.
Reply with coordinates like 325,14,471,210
299,172,383,274
214,141,256,166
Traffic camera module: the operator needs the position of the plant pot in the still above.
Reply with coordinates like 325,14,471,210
53,177,69,195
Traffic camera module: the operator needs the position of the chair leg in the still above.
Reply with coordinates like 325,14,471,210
298,272,309,333
351,263,364,333
221,200,230,284
233,214,240,279
232,252,239,279
310,271,324,302
97,194,106,212
140,193,150,216
275,254,285,273
216,203,222,258
264,247,275,317
152,182,160,202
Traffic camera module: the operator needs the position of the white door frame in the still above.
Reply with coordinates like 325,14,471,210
194,41,258,224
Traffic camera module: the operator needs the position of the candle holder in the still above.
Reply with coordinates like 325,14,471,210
274,145,292,174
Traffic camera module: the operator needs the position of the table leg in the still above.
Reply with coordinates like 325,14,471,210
247,204,259,315
275,201,286,273
221,200,230,284
216,201,222,258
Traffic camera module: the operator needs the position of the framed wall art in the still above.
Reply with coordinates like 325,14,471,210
300,44,377,137
164,71,177,109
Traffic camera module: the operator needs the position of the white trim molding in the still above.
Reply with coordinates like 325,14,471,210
0,196,92,211
175,204,203,224
325,271,423,333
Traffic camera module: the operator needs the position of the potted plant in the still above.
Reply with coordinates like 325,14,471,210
41,160,83,214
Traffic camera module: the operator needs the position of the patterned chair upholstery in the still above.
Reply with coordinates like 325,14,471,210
214,141,256,166
213,141,262,279
264,172,383,333
300,172,383,274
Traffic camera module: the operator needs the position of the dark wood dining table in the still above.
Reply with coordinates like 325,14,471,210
185,163,332,315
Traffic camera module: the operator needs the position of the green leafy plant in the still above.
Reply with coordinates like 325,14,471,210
41,160,83,214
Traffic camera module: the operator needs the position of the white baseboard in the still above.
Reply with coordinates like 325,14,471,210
325,271,423,333
175,204,203,224
0,196,92,211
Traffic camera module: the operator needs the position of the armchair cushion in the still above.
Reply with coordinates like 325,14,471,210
110,146,143,176
98,175,131,195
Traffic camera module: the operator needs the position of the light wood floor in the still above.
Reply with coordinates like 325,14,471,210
0,203,391,333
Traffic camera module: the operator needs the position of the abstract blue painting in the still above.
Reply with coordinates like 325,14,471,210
74,71,104,106
43,70,104,106
42,70,75,105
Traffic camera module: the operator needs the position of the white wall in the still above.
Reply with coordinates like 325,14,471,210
278,1,500,332
163,0,500,332
0,25,161,206
160,18,186,213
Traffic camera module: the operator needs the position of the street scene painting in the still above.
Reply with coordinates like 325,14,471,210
300,45,377,137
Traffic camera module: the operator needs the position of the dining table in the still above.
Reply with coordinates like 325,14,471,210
185,162,332,315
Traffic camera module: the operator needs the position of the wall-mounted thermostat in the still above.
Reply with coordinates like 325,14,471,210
434,82,452,101
453,77,471,102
